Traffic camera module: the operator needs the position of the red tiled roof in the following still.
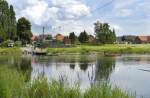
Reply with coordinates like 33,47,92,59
137,36,150,42
55,34,65,41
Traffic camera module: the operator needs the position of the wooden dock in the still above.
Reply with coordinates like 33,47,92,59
21,47,47,55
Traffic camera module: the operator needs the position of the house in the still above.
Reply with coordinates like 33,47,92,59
88,35,96,44
63,36,71,45
135,36,150,44
55,34,65,42
38,34,52,41
31,35,38,42
116,35,137,44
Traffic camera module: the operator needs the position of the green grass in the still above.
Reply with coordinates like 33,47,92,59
47,44,150,54
0,47,21,55
0,65,136,98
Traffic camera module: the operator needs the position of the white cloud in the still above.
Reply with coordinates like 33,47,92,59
113,0,137,17
7,0,91,35
19,0,58,25
63,3,91,19
6,0,150,36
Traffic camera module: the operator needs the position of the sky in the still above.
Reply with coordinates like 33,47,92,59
6,0,150,36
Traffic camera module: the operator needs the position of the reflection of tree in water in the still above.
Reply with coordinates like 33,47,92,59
79,62,89,71
14,57,32,82
70,64,75,70
95,57,116,82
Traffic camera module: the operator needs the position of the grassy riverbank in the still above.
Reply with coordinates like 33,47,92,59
47,44,150,54
0,65,135,98
0,47,21,55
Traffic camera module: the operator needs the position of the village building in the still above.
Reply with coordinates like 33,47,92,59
63,36,71,45
55,34,65,42
88,35,96,44
135,36,150,44
117,35,137,44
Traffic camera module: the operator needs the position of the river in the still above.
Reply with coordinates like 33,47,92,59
0,54,150,98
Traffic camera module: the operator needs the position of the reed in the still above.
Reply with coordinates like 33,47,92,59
0,65,136,98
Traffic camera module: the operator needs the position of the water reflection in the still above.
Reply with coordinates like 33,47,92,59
30,55,116,89
1,54,150,97
95,57,116,81
70,64,75,70
79,62,88,71
0,55,32,81
0,55,116,84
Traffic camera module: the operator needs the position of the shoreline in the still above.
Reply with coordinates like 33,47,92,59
46,44,150,55
1,44,150,55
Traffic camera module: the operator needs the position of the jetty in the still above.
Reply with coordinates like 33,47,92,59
21,47,47,55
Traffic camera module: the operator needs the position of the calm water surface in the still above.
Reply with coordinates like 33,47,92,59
1,54,150,98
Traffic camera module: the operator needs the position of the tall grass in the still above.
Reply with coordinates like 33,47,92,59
0,65,136,98
47,44,150,54
0,47,21,55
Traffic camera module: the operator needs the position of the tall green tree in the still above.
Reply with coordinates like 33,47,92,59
78,30,89,43
0,0,17,41
94,21,116,44
9,5,16,40
69,32,76,44
17,17,33,45
0,25,6,42
0,0,10,39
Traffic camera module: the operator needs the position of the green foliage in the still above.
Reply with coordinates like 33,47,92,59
47,44,150,54
78,30,89,43
0,65,135,98
69,32,76,44
45,35,52,40
0,40,10,47
0,66,26,98
17,17,33,45
0,47,21,55
0,25,6,42
0,0,16,41
94,21,116,44
9,5,17,40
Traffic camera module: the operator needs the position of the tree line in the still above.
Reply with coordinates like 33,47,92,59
68,21,116,44
0,0,32,45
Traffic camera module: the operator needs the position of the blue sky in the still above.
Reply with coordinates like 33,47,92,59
7,0,150,36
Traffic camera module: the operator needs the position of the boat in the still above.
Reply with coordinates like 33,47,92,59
32,51,47,55
32,48,47,56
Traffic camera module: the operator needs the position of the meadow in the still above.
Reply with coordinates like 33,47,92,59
47,44,150,54
0,47,21,55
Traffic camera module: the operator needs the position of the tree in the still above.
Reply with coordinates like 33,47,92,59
78,30,89,43
94,21,116,44
0,0,17,42
69,32,76,44
0,25,6,43
45,35,52,40
17,17,33,45
9,5,16,40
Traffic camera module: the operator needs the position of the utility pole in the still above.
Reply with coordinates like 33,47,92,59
43,26,45,41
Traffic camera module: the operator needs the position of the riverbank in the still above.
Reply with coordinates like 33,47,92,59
47,44,150,55
0,47,21,55
0,65,135,98
1,44,150,56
